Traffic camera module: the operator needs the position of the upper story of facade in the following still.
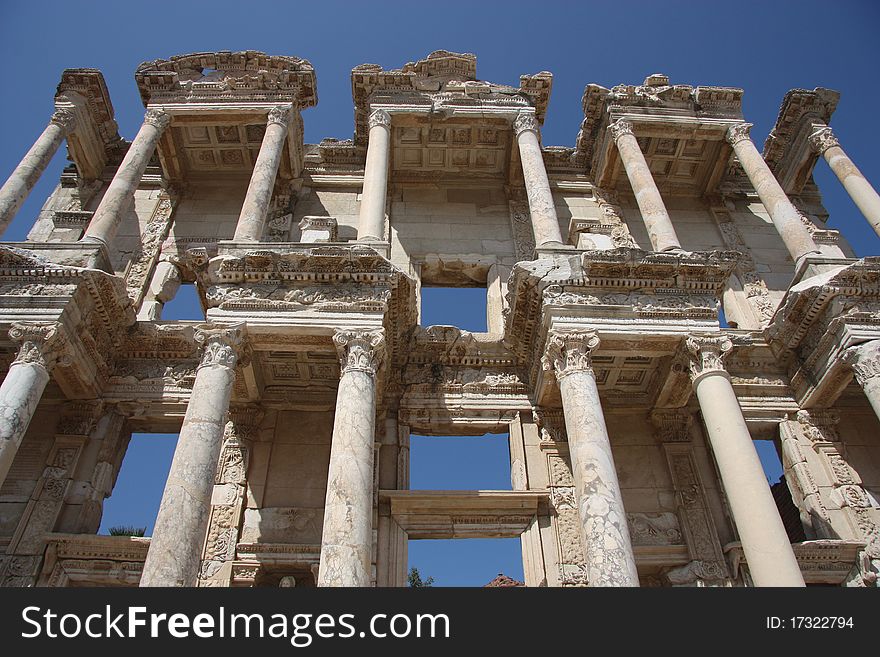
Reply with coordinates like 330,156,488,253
1,50,879,421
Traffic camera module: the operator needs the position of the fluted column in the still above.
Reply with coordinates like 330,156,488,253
140,324,246,587
842,340,880,421
726,123,819,264
357,110,391,241
810,126,880,240
83,108,169,247
0,109,77,236
513,111,564,248
542,330,639,586
0,323,66,487
609,119,681,252
233,105,293,241
318,329,385,587
686,334,805,586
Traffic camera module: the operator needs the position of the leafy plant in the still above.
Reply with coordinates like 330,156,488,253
408,567,435,587
108,525,146,537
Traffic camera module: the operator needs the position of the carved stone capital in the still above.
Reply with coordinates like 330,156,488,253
542,330,601,380
685,334,732,382
513,111,539,137
50,108,78,134
9,322,67,369
808,126,840,155
608,119,634,143
143,108,171,131
368,109,391,130
651,409,693,442
725,122,753,146
195,324,247,370
333,329,386,376
267,105,293,128
842,341,880,386
56,401,104,437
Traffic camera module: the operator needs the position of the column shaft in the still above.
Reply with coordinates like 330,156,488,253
811,127,880,239
544,331,640,586
687,335,805,586
0,323,64,487
140,326,244,587
318,329,384,587
609,120,681,252
233,106,292,241
0,110,75,236
83,109,169,247
514,113,564,248
357,110,391,241
727,123,818,263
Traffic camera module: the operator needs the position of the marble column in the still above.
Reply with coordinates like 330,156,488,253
513,111,564,248
0,323,66,487
542,330,640,586
140,324,246,587
233,105,293,241
318,328,385,587
357,109,391,241
810,126,880,240
726,123,819,264
0,109,77,236
82,108,170,247
686,334,805,587
609,119,682,252
842,340,880,422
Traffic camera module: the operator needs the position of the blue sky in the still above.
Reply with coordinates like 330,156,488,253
2,1,875,585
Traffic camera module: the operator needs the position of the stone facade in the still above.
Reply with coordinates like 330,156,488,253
0,50,878,588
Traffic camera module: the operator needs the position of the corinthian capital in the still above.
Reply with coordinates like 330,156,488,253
144,108,171,130
334,329,386,376
725,122,753,146
195,324,247,369
9,322,67,369
513,111,539,137
50,108,78,134
685,333,732,382
608,119,634,143
368,109,391,130
542,330,600,380
808,126,840,155
842,340,880,386
267,105,294,128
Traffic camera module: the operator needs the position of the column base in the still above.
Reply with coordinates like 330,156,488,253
790,253,856,287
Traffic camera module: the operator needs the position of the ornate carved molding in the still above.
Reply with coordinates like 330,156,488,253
333,329,386,376
9,322,67,369
651,409,693,442
513,111,538,137
542,330,600,381
143,108,170,131
267,105,293,128
195,324,247,370
608,119,634,143
685,334,732,382
842,341,880,386
808,126,840,155
368,109,391,130
725,122,753,146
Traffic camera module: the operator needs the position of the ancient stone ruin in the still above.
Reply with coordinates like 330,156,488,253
0,50,877,587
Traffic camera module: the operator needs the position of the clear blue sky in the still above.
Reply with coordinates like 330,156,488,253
2,1,874,585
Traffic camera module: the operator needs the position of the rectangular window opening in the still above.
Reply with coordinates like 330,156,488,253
419,286,488,332
409,433,511,490
98,433,178,537
408,537,524,587
160,282,204,321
